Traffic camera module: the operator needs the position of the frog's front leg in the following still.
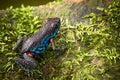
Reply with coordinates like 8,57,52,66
50,38,65,58
12,35,27,51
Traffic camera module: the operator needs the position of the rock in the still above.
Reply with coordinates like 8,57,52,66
34,0,111,25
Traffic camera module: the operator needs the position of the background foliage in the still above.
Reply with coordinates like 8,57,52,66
0,0,120,80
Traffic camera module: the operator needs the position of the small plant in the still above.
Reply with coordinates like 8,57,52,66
55,0,120,80
0,5,42,79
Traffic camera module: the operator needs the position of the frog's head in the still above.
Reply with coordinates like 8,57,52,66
45,18,60,35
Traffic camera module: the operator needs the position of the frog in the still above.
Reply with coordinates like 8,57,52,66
12,18,63,72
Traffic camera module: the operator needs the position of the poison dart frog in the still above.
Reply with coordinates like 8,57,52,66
12,18,63,72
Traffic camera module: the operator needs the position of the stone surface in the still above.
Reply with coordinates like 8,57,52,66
34,0,111,25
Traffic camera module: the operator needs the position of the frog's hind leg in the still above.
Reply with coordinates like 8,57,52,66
14,53,37,73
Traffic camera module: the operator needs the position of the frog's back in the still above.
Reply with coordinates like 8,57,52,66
30,30,58,55
21,18,60,55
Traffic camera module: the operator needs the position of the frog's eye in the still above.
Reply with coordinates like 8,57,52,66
46,18,51,22
55,18,60,22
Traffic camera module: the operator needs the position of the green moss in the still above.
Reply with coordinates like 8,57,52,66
0,0,120,79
